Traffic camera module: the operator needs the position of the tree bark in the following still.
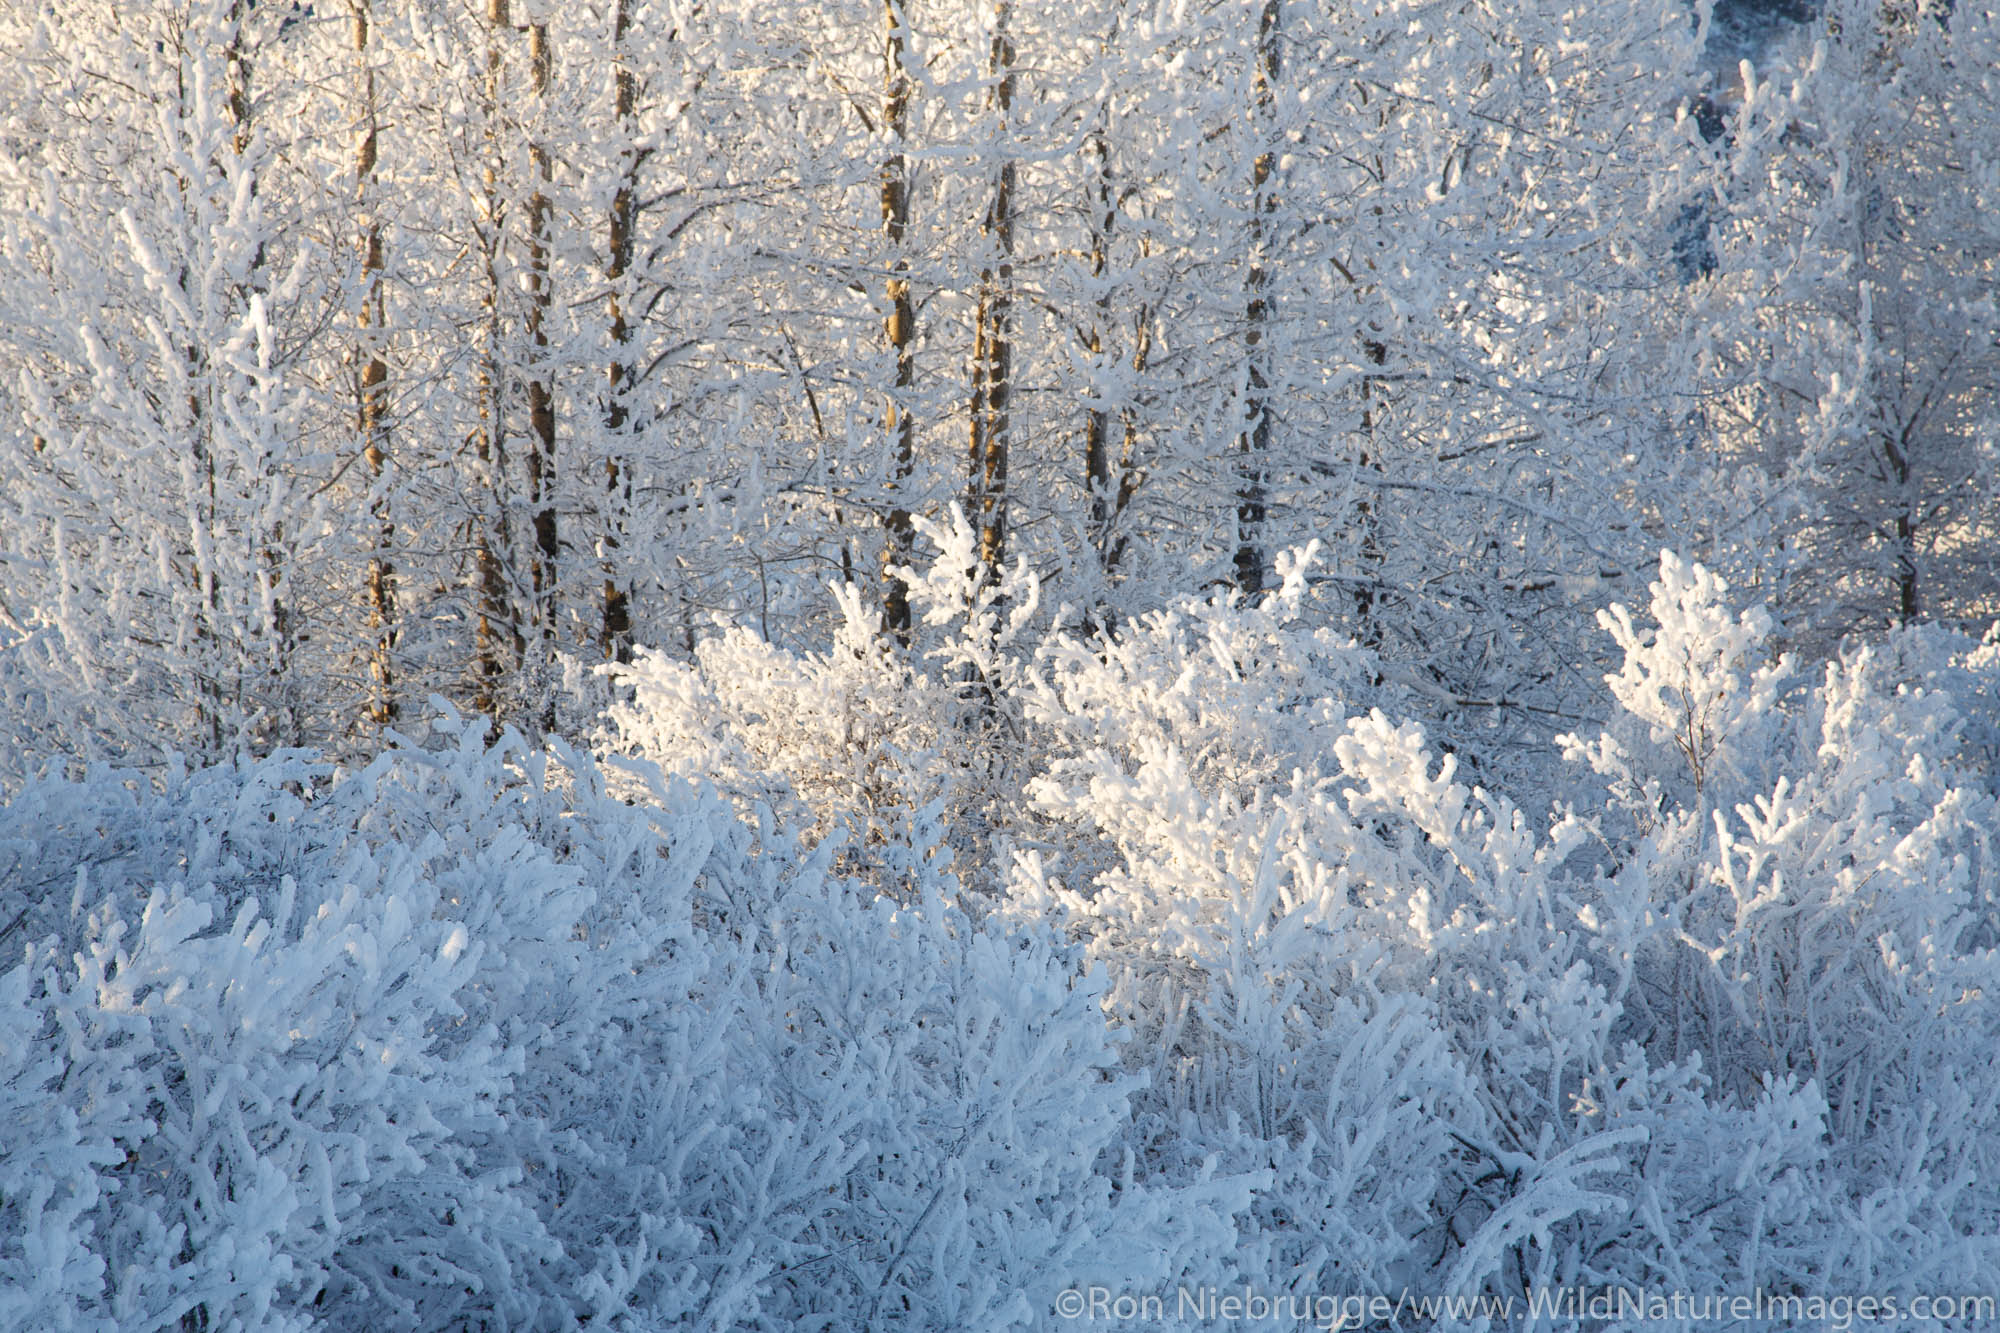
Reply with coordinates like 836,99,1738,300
600,0,639,663
966,0,1015,580
353,0,397,726
525,18,558,729
1233,0,1281,597
473,0,519,718
1883,420,1919,622
880,0,917,642
1083,109,1148,597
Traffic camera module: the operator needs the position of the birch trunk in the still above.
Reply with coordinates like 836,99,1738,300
353,0,397,725
1233,0,1280,596
879,0,917,641
966,0,1015,579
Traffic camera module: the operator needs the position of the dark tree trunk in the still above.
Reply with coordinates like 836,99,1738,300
967,1,1015,580
880,0,918,642
353,0,398,725
1233,0,1281,597
600,0,639,663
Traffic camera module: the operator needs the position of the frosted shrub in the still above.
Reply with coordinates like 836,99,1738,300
3,697,1244,1330
1010,765,1479,1302
598,674,1248,1328
1565,550,1796,828
0,745,548,1330
602,577,974,901
603,506,1051,899
1022,542,1372,799
1567,554,2000,1297
752,846,1243,1330
0,713,825,1329
603,589,946,837
1016,559,1651,1306
1011,546,2000,1312
13,542,2000,1328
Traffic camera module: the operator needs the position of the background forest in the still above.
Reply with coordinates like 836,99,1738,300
2,0,1999,1329
0,0,1993,768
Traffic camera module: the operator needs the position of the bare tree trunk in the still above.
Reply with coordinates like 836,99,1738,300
880,0,917,642
178,2,261,755
353,0,397,726
228,2,298,747
599,0,639,663
1883,421,1920,622
226,3,254,157
1351,333,1386,624
966,0,1015,579
473,0,518,718
1083,107,1147,600
1233,0,1280,597
1339,77,1392,629
524,18,559,729
1084,114,1115,566
1113,309,1149,570
173,17,232,755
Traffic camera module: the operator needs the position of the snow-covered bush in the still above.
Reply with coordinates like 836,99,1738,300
1022,542,1373,799
3,696,1239,1330
1013,545,2000,1315
11,537,2000,1329
599,510,1029,892
1011,553,1653,1308
749,848,1244,1329
600,581,961,865
0,711,833,1329
602,506,1063,906
0,743,555,1329
1563,554,2000,1301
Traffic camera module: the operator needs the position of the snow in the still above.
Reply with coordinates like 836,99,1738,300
2,0,1997,1323
8,549,1997,1328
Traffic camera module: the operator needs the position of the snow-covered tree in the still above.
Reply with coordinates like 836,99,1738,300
1677,0,2000,643
0,0,320,771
